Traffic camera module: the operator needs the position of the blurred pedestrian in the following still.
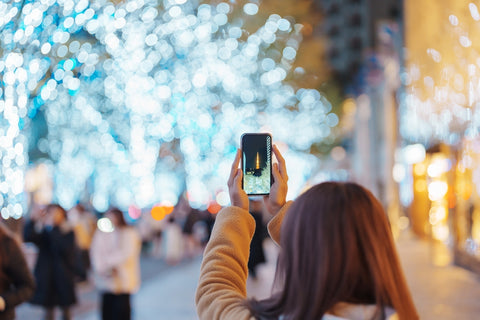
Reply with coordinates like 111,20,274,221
196,146,419,319
90,208,141,320
24,204,78,320
192,209,215,247
182,207,200,259
163,215,184,265
67,204,97,282
0,221,35,320
149,214,165,258
196,210,215,246
247,199,267,280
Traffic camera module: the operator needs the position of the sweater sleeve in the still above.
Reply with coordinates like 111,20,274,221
266,201,293,246
1,237,35,310
195,206,256,320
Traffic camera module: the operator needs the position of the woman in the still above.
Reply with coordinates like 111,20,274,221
90,208,141,320
67,204,97,282
0,222,35,320
24,204,77,320
196,146,418,319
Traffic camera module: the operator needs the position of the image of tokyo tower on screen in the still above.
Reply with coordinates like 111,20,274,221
242,135,271,195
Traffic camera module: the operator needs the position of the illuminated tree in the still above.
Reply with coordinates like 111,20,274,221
1,0,338,213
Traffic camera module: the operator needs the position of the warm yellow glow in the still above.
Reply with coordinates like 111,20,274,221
473,208,480,243
343,98,356,115
404,1,480,139
255,152,260,170
428,181,449,201
405,0,476,98
398,216,410,230
429,205,448,225
414,163,427,176
404,144,426,165
432,224,450,241
427,157,449,178
414,179,427,192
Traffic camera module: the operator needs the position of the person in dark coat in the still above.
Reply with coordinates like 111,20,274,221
24,204,77,320
247,199,267,279
0,222,35,320
182,207,200,259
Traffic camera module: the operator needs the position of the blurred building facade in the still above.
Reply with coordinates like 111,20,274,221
315,0,404,229
317,0,480,275
315,0,401,83
401,0,480,274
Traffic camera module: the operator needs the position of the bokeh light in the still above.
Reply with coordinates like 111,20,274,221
1,0,339,214
151,203,174,221
402,2,480,145
97,217,114,233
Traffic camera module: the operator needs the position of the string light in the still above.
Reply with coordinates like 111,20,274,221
0,1,338,214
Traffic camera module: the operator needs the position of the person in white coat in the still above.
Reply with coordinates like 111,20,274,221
90,208,141,320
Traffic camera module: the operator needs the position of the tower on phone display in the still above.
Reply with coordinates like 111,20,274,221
254,152,262,177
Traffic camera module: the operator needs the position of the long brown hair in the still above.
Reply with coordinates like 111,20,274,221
0,222,7,270
249,182,418,320
0,220,19,271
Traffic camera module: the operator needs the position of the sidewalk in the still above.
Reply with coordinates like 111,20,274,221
16,234,480,320
396,234,480,320
16,255,200,320
132,257,200,320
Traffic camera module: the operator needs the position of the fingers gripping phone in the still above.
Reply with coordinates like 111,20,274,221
241,133,273,195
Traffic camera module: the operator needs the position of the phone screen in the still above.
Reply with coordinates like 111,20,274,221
241,133,272,195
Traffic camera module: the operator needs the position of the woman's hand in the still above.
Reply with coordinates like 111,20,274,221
227,149,249,211
264,145,288,216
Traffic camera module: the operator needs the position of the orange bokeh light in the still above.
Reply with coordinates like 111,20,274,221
207,202,222,214
164,205,174,215
151,204,175,221
151,206,166,221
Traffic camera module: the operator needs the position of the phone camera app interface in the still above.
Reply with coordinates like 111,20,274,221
243,135,271,195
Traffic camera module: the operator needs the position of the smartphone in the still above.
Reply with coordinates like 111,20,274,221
241,133,272,195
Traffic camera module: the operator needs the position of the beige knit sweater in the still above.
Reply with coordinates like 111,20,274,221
195,203,290,320
195,203,398,320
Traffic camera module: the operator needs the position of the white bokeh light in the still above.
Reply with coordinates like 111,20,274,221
0,0,339,214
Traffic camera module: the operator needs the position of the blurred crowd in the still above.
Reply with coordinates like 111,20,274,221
0,193,233,320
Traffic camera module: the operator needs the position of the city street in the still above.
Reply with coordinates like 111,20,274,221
3,1,480,319
16,254,200,320
17,233,480,320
